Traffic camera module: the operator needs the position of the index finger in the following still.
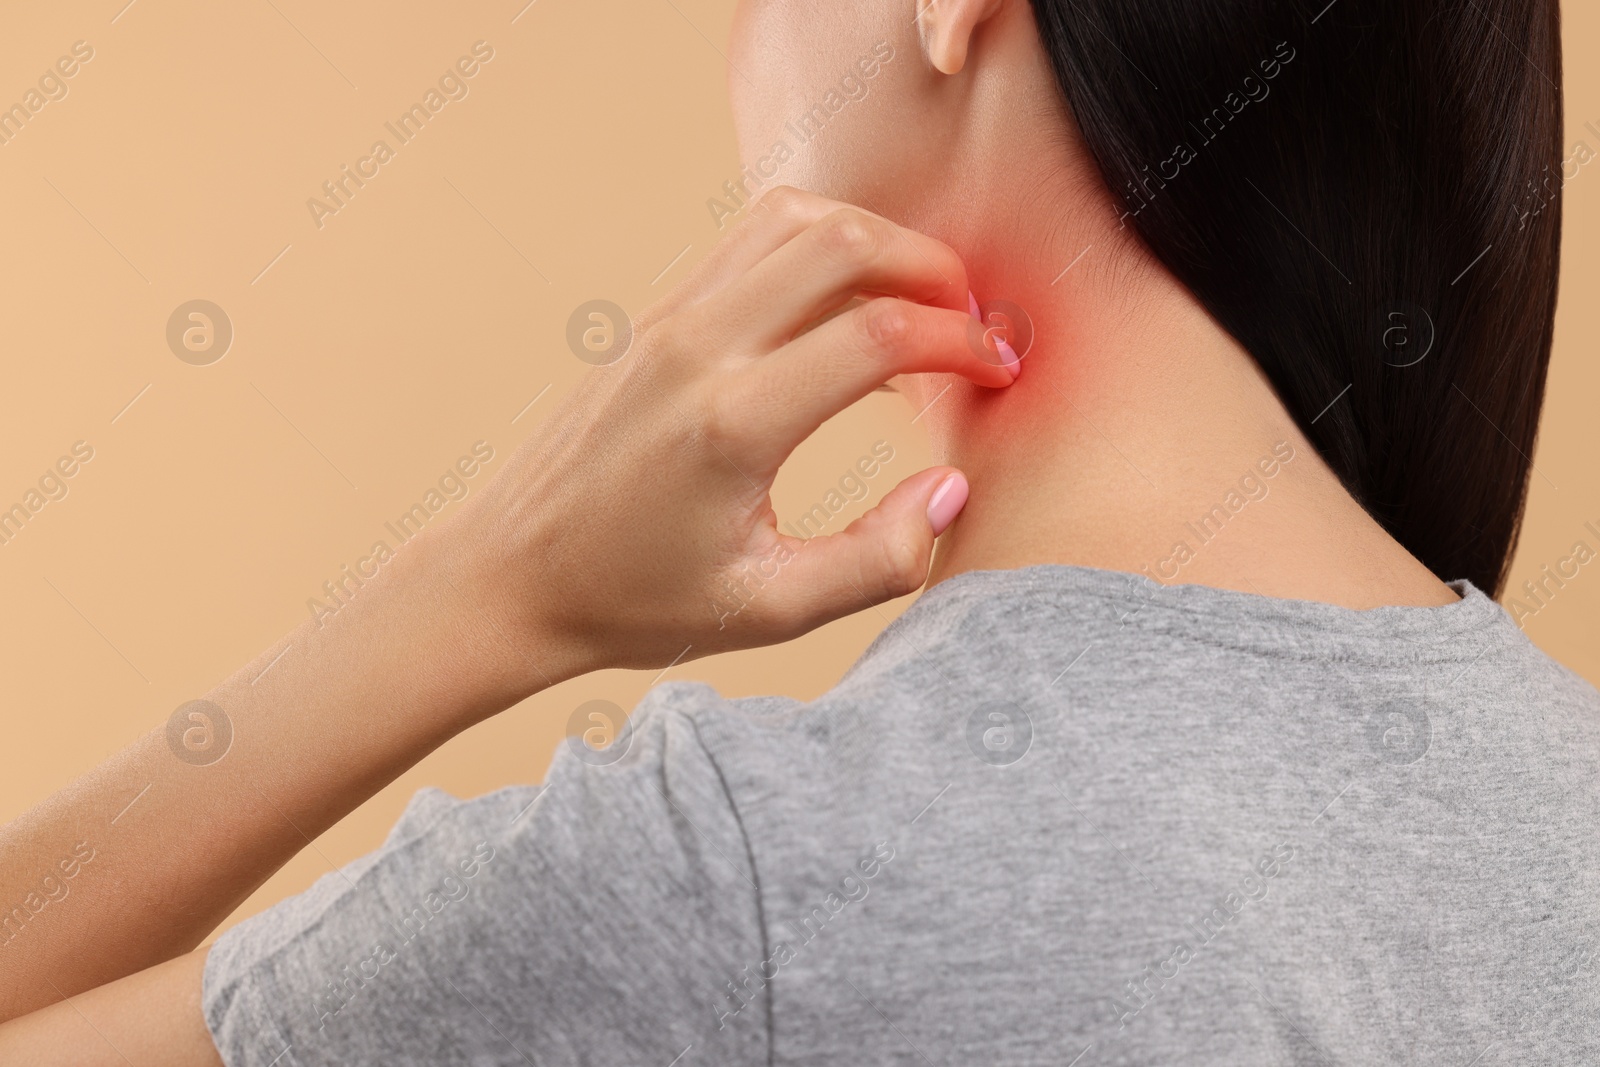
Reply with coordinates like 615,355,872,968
639,187,930,326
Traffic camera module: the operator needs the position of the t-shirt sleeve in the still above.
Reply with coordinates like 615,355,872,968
202,683,770,1067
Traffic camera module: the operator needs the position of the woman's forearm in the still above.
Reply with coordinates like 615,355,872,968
0,186,1002,1037
0,523,554,1022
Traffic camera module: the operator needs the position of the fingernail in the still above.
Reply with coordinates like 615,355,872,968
971,291,1021,380
926,472,969,536
997,338,1021,379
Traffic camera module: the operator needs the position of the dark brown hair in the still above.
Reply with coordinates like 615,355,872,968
1031,0,1564,594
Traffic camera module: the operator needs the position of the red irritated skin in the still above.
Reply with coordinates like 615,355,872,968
729,0,1455,614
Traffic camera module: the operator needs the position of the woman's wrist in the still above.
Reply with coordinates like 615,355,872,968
401,506,599,721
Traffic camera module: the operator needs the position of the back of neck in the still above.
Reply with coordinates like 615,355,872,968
914,223,1457,610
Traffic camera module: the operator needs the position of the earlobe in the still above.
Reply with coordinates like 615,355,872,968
920,0,1005,76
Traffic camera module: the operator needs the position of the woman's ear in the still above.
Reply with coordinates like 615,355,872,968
919,0,1008,75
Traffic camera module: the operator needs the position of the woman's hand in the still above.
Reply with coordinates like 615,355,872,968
0,188,1014,1038
454,186,1017,687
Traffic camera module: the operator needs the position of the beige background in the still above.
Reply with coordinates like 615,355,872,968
0,0,1594,935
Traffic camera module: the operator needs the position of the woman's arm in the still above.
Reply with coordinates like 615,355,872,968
0,187,1011,1059
0,523,547,1024
0,951,216,1066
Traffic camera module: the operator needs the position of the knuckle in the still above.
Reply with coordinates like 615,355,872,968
859,299,917,356
876,534,926,599
815,208,882,264
756,185,807,223
640,315,686,365
697,388,745,448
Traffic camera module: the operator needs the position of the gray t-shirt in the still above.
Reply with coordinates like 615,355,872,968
204,565,1600,1065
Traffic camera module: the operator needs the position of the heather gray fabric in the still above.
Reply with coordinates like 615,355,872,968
204,565,1600,1066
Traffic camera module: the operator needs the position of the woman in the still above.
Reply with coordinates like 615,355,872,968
1,0,1591,1062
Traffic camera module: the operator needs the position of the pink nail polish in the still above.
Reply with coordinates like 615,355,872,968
996,338,1021,379
927,472,969,536
970,291,1022,380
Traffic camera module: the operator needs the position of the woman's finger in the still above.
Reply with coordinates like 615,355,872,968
693,207,970,352
751,467,969,634
713,298,1017,472
634,187,864,329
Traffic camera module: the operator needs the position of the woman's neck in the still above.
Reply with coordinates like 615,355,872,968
833,7,1460,609
908,219,1458,609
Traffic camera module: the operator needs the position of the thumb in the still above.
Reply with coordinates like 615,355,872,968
772,467,969,628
